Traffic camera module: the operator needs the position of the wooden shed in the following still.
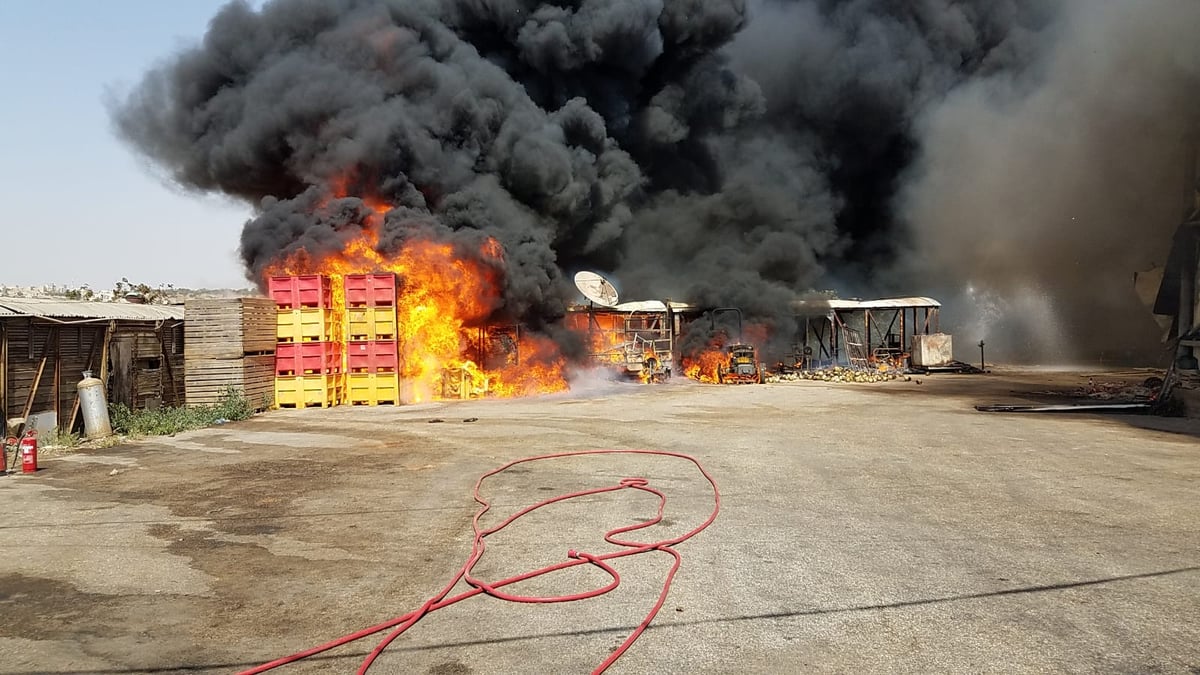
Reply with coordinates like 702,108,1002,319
0,298,185,435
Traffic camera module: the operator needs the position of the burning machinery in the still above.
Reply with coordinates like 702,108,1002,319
567,302,683,382
717,344,764,384
570,272,689,382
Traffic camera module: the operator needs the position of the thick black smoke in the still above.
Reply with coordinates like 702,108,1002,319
113,0,1199,364
900,0,1200,364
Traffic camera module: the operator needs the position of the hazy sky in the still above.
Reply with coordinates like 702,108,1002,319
0,2,261,291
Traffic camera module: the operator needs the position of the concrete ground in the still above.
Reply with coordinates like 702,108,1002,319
0,368,1197,674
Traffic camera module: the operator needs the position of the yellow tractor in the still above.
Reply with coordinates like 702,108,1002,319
717,343,764,384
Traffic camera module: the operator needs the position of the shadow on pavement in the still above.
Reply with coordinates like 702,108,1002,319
34,565,1199,675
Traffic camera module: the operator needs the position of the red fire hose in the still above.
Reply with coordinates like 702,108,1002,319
239,449,720,674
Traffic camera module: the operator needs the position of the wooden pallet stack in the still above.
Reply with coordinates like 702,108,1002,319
183,298,277,409
271,275,344,408
344,273,400,405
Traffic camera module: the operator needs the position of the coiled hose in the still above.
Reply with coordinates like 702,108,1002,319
239,449,720,674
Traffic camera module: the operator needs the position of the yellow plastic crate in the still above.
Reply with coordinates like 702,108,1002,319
275,374,343,408
347,306,397,341
347,372,399,406
277,309,335,343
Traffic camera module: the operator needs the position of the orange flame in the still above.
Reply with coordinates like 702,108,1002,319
265,187,567,401
681,329,726,383
564,311,634,368
683,349,725,383
682,321,774,383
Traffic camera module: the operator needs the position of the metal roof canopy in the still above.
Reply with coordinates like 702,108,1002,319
570,300,697,313
613,300,697,313
792,296,941,314
791,297,943,370
0,297,184,322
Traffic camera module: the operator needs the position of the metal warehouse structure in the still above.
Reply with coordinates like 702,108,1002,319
0,298,185,435
566,300,700,380
790,296,943,368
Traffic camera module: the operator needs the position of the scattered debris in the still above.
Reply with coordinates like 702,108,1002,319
1026,376,1164,403
909,360,985,374
982,367,1185,416
976,402,1153,414
1176,372,1200,390
767,366,902,384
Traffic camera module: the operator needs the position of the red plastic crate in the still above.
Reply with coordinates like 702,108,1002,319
275,341,343,376
270,275,332,309
346,340,398,373
344,273,398,307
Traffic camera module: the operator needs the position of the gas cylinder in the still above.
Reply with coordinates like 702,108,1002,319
20,430,37,473
77,371,113,439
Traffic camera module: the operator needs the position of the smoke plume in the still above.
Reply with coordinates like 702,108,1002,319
112,0,1200,364
900,0,1200,363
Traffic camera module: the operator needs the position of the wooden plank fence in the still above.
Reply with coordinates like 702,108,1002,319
184,298,277,409
184,355,275,410
184,298,277,359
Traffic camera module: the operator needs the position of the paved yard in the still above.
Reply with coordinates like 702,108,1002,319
0,370,1197,674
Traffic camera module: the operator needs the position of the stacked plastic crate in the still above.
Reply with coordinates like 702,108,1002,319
345,273,400,405
271,275,344,408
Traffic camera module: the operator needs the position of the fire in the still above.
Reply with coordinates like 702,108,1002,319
682,323,772,384
681,331,727,383
265,187,568,402
487,333,569,398
566,313,634,367
683,349,726,383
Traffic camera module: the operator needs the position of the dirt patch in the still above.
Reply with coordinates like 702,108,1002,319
0,575,123,640
428,661,474,674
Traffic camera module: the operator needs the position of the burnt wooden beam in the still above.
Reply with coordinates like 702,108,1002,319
0,321,6,432
20,354,48,423
53,329,61,428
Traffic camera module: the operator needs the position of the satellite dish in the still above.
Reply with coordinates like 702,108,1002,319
574,271,619,308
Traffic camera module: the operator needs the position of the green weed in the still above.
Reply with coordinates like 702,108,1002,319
110,388,255,437
41,428,83,449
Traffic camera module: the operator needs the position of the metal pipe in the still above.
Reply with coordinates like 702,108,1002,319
865,310,871,355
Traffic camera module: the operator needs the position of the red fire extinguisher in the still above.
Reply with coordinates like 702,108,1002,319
20,430,38,474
